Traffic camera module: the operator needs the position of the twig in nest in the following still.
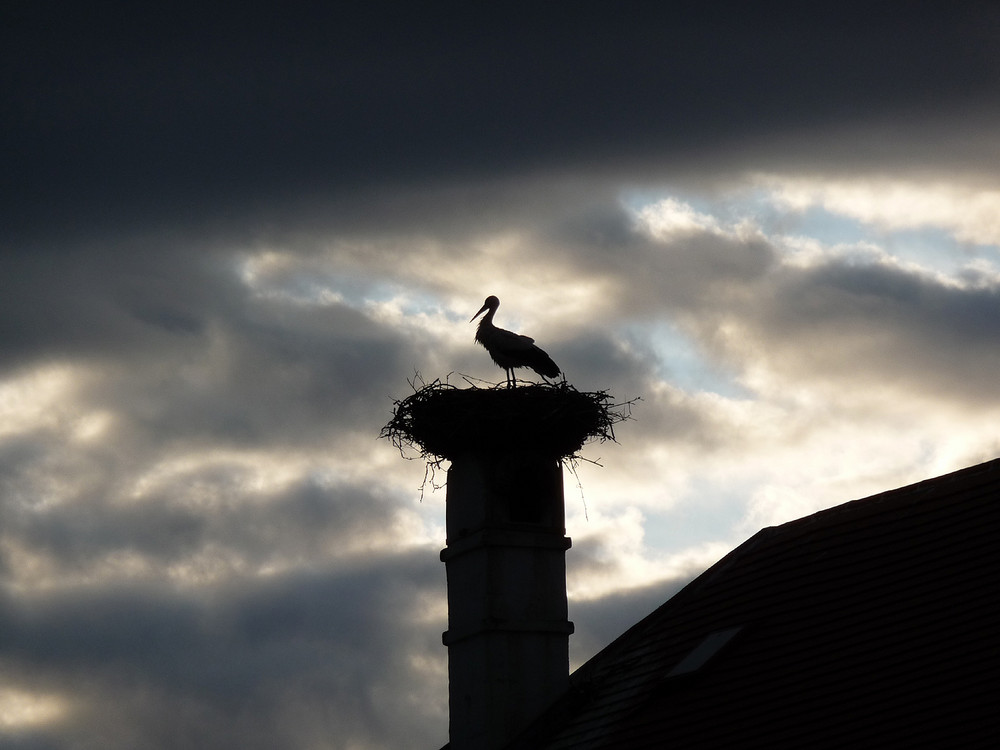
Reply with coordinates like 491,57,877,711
381,375,637,465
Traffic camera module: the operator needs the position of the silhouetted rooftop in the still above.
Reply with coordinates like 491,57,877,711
497,457,1000,748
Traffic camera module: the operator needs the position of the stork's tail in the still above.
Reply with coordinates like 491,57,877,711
527,346,561,378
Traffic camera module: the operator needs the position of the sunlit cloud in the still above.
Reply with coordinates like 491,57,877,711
0,364,84,439
567,501,731,602
636,197,723,238
0,687,70,731
756,173,1000,246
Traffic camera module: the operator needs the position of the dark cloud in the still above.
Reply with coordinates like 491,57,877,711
4,1,999,240
0,552,447,749
552,328,652,394
0,241,234,368
1,472,406,579
0,542,695,748
0,240,417,453
2,369,447,750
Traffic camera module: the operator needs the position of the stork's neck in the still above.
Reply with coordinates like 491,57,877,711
474,305,497,347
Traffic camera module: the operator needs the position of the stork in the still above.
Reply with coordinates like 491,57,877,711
471,295,561,386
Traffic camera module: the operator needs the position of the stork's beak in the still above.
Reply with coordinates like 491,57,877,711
470,303,489,322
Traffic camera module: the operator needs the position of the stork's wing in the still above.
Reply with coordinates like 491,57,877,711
494,327,536,348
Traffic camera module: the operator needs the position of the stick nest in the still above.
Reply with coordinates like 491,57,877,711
381,377,634,462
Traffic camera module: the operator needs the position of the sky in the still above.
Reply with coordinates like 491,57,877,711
3,1,1000,748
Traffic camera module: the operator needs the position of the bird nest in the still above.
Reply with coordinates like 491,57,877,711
381,377,634,463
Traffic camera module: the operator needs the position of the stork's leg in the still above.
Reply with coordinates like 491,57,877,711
510,369,516,387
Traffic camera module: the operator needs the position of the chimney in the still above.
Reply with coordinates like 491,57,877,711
441,453,573,749
381,381,621,749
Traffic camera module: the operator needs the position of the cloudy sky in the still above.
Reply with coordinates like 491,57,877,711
4,2,1000,747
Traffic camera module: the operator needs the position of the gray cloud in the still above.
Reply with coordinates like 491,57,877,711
2,474,406,578
5,2,999,241
706,257,1000,403
546,204,776,316
0,246,416,452
552,329,725,452
0,552,447,749
0,242,234,369
541,201,1000,409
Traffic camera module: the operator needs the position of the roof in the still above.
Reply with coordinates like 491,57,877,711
507,457,1000,748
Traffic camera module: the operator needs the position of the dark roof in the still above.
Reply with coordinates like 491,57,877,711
509,457,1000,748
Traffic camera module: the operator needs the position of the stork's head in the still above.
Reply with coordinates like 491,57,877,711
470,295,500,322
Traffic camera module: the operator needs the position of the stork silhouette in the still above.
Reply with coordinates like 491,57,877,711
471,295,561,386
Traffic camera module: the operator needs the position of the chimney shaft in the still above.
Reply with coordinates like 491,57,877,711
441,454,573,750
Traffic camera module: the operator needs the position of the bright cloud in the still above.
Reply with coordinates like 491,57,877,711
0,687,70,731
757,173,1000,246
636,197,723,238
